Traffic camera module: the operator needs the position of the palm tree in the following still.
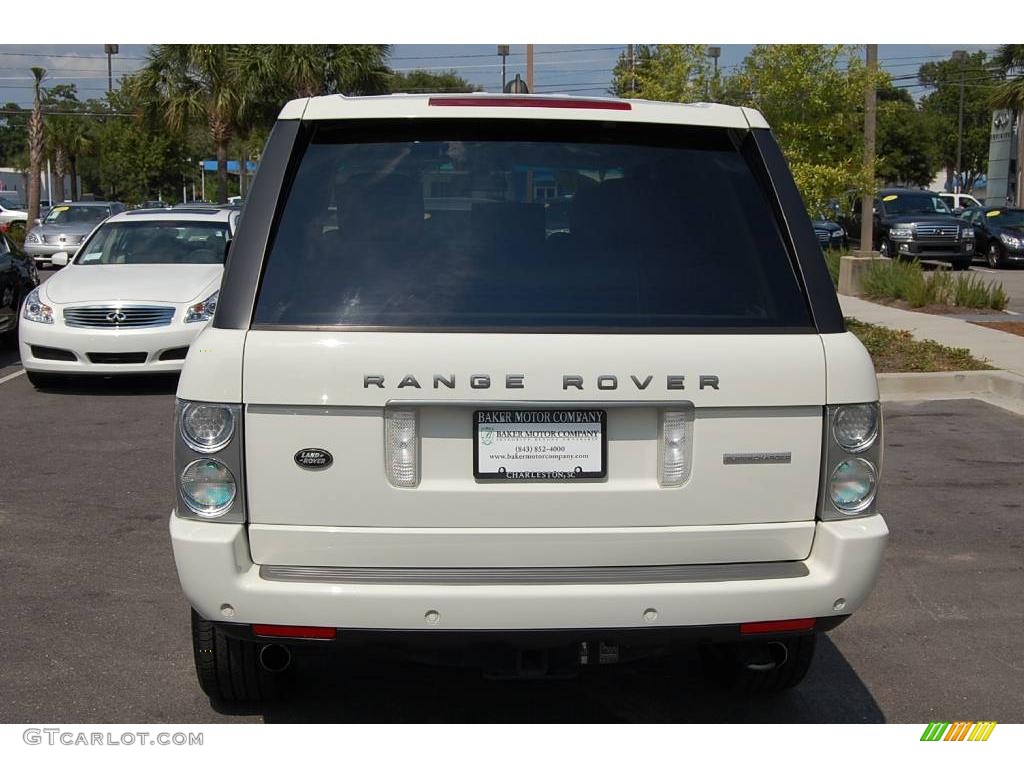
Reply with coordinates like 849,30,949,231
46,115,91,202
230,45,391,131
26,67,45,222
129,45,252,203
264,44,391,97
992,45,1024,204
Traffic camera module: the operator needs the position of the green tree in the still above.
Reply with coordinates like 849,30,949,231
128,45,257,203
918,50,1001,192
991,44,1024,203
27,68,45,221
43,84,90,202
611,45,714,102
388,69,476,93
728,45,876,215
79,90,189,204
876,84,940,188
0,103,28,169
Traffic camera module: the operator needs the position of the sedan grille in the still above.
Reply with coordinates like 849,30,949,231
915,224,959,241
815,230,830,243
43,234,83,245
63,306,175,329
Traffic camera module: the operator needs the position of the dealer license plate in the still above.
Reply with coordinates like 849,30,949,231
473,409,607,481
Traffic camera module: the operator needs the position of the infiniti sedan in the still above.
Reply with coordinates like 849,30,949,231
23,201,125,267
19,208,232,386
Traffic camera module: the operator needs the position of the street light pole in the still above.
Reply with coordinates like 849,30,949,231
859,44,878,255
952,50,967,194
103,44,119,97
707,46,721,101
497,45,509,92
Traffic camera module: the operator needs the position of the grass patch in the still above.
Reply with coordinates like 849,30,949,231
846,318,992,372
859,258,1009,311
823,248,842,287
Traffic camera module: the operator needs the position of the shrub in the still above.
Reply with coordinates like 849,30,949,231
952,274,1002,309
986,281,1010,311
860,258,922,301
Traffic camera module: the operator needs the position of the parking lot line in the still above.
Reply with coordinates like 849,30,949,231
0,368,25,385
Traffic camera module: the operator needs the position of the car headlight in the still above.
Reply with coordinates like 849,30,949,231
829,458,878,514
25,231,42,244
889,225,913,240
180,403,235,452
180,458,237,518
185,290,218,323
961,228,974,241
22,287,53,324
1000,233,1022,249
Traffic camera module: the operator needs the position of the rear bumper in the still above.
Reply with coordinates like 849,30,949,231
171,514,888,631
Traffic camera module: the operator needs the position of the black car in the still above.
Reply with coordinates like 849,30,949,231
0,230,39,346
811,219,847,250
959,206,1024,269
842,188,975,270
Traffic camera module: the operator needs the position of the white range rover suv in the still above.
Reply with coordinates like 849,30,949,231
171,93,887,704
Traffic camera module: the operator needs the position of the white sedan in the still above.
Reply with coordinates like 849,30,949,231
19,207,234,385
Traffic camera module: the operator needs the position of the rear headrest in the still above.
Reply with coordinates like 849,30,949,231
337,173,423,244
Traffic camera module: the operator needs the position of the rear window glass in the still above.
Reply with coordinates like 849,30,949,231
254,120,812,331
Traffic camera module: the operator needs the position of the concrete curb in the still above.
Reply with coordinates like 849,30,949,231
877,370,1024,416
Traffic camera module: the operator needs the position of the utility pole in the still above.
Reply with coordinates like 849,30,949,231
952,50,967,194
627,44,635,95
497,45,509,92
526,44,534,93
103,44,118,97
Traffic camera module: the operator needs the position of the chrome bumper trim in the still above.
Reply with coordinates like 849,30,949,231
258,561,809,586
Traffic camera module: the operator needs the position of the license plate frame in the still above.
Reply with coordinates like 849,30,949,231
473,408,608,482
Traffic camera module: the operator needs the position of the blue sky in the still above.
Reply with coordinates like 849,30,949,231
0,43,1004,107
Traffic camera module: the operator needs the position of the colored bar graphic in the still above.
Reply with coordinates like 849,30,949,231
921,721,996,741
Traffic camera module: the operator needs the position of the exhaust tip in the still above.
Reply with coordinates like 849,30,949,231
258,643,292,673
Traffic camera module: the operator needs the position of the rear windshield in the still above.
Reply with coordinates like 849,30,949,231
254,121,812,331
75,221,229,265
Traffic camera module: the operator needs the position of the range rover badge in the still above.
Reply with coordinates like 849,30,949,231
294,448,333,470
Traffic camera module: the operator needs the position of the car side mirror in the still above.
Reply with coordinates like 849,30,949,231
33,218,42,226
952,207,964,216
50,252,69,267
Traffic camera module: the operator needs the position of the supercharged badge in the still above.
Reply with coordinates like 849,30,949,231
294,448,333,470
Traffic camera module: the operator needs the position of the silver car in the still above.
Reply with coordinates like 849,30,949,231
24,201,125,267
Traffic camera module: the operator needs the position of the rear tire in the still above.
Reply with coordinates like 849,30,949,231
191,609,287,706
701,633,817,694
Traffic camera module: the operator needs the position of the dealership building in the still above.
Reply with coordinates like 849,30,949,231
986,108,1020,205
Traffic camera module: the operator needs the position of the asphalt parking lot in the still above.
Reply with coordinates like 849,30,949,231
0,351,1021,722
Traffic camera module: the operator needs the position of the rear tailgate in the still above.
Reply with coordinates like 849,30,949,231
242,331,824,567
